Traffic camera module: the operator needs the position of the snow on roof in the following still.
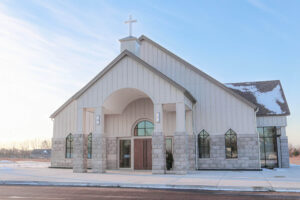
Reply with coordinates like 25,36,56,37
225,80,290,116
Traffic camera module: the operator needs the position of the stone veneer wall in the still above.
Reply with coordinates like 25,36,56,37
280,136,290,168
106,137,117,169
152,132,166,174
173,132,189,174
188,135,196,171
73,134,87,173
197,134,260,169
51,137,93,169
92,134,106,173
51,138,72,168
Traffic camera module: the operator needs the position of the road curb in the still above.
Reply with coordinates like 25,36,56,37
1,180,300,193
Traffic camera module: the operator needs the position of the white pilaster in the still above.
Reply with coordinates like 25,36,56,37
176,102,186,132
92,106,106,173
173,102,188,174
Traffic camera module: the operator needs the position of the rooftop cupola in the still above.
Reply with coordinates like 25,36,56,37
119,15,140,56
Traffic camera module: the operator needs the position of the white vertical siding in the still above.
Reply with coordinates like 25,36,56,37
77,56,186,109
53,100,77,138
84,111,94,134
104,98,187,137
257,116,287,127
105,98,154,137
140,40,256,135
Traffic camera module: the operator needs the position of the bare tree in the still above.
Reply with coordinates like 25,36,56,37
41,140,51,149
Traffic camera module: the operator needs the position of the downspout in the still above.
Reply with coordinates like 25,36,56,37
276,126,282,168
192,103,197,170
254,107,260,169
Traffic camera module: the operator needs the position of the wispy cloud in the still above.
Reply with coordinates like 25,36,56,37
247,0,291,24
0,1,121,143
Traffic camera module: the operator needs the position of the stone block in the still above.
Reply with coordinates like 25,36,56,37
92,134,106,173
197,133,260,170
152,132,166,174
73,133,87,173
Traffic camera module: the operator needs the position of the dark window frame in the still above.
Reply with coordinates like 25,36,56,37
198,130,210,158
65,133,73,158
119,139,131,168
225,129,238,159
258,127,278,168
134,120,154,136
87,132,92,159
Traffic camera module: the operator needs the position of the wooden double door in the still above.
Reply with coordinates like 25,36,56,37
134,139,152,170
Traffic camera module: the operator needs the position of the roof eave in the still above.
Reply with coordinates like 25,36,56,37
256,113,291,117
138,35,257,110
50,50,197,118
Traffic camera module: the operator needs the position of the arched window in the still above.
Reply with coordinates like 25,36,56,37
225,129,238,159
87,133,92,159
65,133,73,158
198,130,210,158
134,120,154,136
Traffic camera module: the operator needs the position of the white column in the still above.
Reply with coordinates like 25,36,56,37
73,108,87,173
92,106,106,173
152,103,166,174
173,102,188,174
176,102,186,132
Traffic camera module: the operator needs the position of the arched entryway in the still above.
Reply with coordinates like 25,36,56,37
84,86,192,174
101,88,155,171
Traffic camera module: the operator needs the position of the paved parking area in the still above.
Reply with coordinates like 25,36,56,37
1,186,300,200
1,160,300,192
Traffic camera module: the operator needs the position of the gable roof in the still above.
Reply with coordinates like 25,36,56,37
225,80,290,116
138,35,257,109
50,50,196,118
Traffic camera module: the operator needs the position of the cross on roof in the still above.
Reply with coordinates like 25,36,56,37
125,15,137,36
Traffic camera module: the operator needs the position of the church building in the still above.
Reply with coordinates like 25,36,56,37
50,27,290,174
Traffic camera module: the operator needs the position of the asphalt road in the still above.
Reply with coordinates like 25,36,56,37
0,186,300,200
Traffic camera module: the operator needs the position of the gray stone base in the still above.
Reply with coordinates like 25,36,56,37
51,138,95,169
106,137,117,169
51,138,72,168
173,132,188,174
197,134,260,170
188,135,196,170
280,136,290,168
73,134,87,173
152,132,166,174
92,134,106,173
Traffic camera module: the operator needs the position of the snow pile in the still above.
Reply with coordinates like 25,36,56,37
226,83,284,114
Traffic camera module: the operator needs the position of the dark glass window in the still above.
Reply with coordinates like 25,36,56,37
166,138,173,153
258,127,278,168
119,140,131,168
225,129,238,159
65,133,73,158
134,120,154,136
198,130,210,158
87,133,92,159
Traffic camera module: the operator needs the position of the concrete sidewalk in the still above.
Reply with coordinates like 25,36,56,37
1,160,300,192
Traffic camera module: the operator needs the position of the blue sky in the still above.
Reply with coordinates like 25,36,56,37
0,0,299,146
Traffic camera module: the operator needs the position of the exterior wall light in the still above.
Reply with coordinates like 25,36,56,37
96,115,100,125
156,112,160,123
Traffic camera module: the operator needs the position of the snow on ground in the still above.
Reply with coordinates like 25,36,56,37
0,160,50,168
0,160,14,164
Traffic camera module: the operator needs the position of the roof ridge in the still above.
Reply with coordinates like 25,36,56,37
50,50,196,118
138,35,257,109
